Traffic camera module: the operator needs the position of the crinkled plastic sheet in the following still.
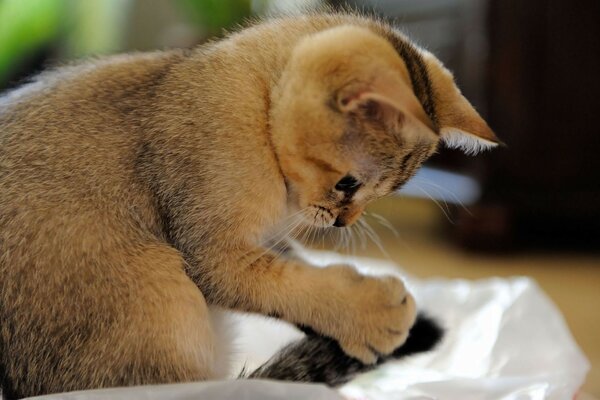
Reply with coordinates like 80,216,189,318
30,253,589,400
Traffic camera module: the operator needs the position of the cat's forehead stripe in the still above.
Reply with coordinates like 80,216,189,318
381,30,439,132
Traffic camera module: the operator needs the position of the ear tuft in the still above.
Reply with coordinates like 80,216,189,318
441,128,499,156
419,51,502,155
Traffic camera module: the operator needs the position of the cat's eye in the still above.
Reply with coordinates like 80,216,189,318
335,175,361,194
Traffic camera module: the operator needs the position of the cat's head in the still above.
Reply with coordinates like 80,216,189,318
270,25,500,228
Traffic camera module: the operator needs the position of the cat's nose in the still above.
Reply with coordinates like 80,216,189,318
333,217,346,227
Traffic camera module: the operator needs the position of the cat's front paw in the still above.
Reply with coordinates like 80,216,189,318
322,265,417,364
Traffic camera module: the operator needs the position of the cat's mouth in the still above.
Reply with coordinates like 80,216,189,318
306,204,337,228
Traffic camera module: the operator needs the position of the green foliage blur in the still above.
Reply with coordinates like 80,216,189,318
180,0,267,36
0,0,63,85
0,0,267,88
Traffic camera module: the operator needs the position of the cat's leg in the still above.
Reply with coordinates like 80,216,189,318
247,314,443,386
80,244,225,387
191,248,417,365
3,243,224,397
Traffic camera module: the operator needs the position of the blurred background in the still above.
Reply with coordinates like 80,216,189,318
1,0,598,395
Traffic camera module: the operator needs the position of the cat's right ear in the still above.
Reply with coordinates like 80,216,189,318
334,74,437,142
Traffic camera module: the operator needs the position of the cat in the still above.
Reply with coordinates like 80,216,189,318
0,11,498,399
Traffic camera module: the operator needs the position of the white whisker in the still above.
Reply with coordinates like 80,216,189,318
355,220,368,250
349,226,357,257
365,211,399,238
415,186,455,224
412,177,473,216
360,217,392,260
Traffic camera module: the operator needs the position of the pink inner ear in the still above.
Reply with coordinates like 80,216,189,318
339,95,352,107
337,77,436,135
338,90,404,132
339,91,367,110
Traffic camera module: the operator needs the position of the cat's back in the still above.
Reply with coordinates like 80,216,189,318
0,51,182,203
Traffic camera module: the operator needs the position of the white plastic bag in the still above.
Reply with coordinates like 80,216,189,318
340,274,590,400
31,253,589,400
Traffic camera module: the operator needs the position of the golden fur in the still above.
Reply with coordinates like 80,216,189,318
0,13,497,397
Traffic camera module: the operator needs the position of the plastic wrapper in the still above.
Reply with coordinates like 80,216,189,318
30,253,589,400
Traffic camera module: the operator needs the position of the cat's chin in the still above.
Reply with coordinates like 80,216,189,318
297,217,335,230
315,221,336,229
305,212,337,229
288,202,337,229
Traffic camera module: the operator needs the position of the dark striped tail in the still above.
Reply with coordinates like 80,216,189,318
248,313,443,386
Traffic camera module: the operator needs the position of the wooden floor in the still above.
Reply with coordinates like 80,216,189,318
322,196,600,396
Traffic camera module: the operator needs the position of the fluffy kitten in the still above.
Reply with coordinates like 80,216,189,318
0,12,498,398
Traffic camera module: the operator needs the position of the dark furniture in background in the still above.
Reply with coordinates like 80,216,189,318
464,0,600,251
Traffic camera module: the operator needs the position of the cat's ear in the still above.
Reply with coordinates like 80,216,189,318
436,92,502,155
427,59,502,155
335,73,437,141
